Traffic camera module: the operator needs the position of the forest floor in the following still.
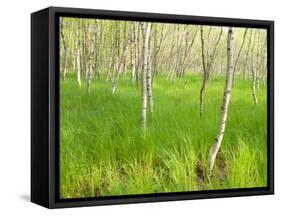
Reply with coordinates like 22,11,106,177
59,74,267,199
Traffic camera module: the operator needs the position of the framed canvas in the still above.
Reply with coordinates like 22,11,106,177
31,6,274,208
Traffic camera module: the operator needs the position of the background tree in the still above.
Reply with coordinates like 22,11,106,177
232,29,248,87
60,18,68,81
199,26,223,117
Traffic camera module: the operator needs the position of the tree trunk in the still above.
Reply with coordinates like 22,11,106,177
251,68,258,105
232,29,248,87
147,41,153,113
76,21,81,87
243,29,253,80
208,27,234,176
199,26,223,117
87,22,97,94
141,22,152,130
199,26,208,118
60,18,68,81
251,30,258,105
112,23,132,94
130,22,137,84
255,30,261,90
180,26,198,77
167,25,177,80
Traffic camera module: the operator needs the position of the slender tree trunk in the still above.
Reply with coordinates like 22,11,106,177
208,27,234,176
60,18,68,80
256,30,261,90
199,26,223,117
243,29,253,80
130,22,137,84
147,40,153,113
82,21,88,80
180,26,198,77
251,68,258,105
199,26,208,118
136,24,142,86
107,22,116,82
112,23,132,94
70,22,76,74
251,31,258,105
232,29,248,87
76,22,81,87
167,25,177,80
141,22,152,130
87,23,97,94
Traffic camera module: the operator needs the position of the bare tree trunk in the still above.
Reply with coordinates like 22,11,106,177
251,68,258,105
180,26,199,77
130,22,137,84
208,27,234,176
167,25,177,80
172,25,183,80
199,26,208,118
256,30,261,90
251,30,258,105
70,22,76,74
141,22,152,130
232,29,248,87
147,41,153,113
76,21,81,88
87,22,97,94
136,24,142,86
60,18,68,81
107,22,116,82
243,29,253,80
152,23,167,78
199,26,223,117
112,23,132,94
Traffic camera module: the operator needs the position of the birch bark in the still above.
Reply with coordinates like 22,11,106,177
76,21,81,87
141,22,152,129
208,27,234,176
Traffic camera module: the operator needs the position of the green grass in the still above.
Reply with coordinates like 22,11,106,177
59,73,267,198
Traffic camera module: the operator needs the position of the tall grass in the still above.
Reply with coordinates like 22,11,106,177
60,74,267,198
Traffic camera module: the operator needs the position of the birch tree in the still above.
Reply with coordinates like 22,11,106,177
243,29,253,79
86,21,98,94
76,21,81,87
112,22,132,94
130,22,137,84
208,27,234,176
200,26,223,117
141,22,152,130
232,29,248,87
147,29,153,113
152,23,167,78
60,18,68,81
179,26,199,77
251,31,259,105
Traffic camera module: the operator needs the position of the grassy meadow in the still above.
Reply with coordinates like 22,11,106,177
59,74,267,199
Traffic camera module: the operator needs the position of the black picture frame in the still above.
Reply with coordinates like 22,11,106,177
31,6,274,209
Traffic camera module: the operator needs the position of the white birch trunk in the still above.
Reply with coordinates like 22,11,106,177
208,27,234,176
141,22,151,130
147,50,153,113
76,32,81,87
60,18,68,81
87,24,97,94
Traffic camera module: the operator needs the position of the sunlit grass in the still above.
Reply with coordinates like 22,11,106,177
59,73,267,198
